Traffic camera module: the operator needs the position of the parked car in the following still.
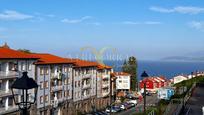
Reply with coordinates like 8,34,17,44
127,99,138,106
105,106,121,113
120,102,132,110
126,94,137,99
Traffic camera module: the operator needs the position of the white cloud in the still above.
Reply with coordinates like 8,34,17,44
61,16,92,24
123,21,161,25
150,6,204,14
0,10,33,20
189,21,204,31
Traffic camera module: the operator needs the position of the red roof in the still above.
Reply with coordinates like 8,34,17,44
97,63,112,70
112,72,130,76
31,53,74,65
0,47,38,59
69,58,98,67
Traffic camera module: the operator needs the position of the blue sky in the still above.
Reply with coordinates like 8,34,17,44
0,0,204,60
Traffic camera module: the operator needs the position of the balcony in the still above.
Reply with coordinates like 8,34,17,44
102,91,109,97
82,74,92,79
82,94,90,100
51,85,63,92
0,71,18,79
102,74,110,80
82,84,91,89
102,82,109,88
51,73,62,80
0,106,18,115
0,89,18,97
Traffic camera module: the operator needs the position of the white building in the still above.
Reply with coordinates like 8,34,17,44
113,72,131,92
173,75,188,84
0,44,38,115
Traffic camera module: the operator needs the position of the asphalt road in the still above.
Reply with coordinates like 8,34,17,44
182,84,204,115
118,94,159,115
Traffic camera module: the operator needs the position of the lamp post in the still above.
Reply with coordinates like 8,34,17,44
141,71,149,115
109,75,117,115
11,72,38,115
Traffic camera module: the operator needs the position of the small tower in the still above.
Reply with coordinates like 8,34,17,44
1,42,10,49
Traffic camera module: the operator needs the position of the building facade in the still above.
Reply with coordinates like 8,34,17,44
0,44,38,115
0,44,113,115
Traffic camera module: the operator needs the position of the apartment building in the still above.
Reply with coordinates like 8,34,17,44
71,59,98,114
0,43,113,115
0,44,38,115
96,64,112,110
32,54,74,115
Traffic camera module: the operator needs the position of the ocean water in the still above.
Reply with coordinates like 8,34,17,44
104,60,204,80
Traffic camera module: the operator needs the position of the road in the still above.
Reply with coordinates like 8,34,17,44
118,94,159,115
182,83,204,115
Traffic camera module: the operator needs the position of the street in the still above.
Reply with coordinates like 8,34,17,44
118,94,159,115
182,83,204,115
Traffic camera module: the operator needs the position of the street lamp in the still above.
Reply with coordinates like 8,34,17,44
109,75,117,115
11,72,38,115
141,71,149,115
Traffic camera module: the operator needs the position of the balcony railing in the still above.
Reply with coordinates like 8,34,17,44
102,91,109,97
82,94,90,99
102,74,110,79
0,89,18,97
0,71,19,79
82,84,91,89
82,74,92,79
0,106,18,115
102,82,109,88
51,85,63,92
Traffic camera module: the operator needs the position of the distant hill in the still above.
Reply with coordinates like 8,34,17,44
162,56,204,62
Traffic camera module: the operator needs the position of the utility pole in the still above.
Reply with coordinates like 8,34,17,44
144,82,146,115
141,71,149,115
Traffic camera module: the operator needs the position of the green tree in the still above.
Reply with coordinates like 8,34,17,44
18,49,32,53
122,56,137,91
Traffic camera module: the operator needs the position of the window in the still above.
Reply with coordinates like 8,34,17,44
45,67,49,75
40,67,49,75
64,79,67,85
44,81,48,89
40,96,43,104
78,81,80,87
75,92,77,98
67,90,70,97
75,81,77,87
40,67,44,75
21,62,26,71
28,62,32,71
64,91,67,97
40,82,43,89
45,95,49,102
64,66,68,73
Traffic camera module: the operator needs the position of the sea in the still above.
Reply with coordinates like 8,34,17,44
104,60,204,80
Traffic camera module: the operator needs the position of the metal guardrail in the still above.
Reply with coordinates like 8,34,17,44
163,83,196,115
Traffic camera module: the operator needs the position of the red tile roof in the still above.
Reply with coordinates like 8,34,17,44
0,47,39,59
31,53,74,65
68,58,98,67
112,72,130,76
97,63,112,70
